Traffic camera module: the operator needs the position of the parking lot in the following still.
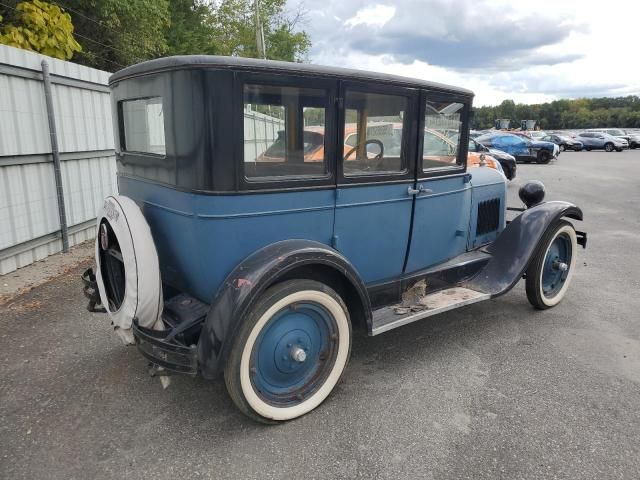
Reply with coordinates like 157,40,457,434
1,150,639,480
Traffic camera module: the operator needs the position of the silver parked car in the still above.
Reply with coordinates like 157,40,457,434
576,132,628,152
585,128,638,149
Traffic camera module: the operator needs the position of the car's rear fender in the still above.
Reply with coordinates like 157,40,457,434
197,239,371,379
466,201,585,296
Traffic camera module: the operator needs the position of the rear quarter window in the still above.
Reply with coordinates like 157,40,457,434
120,97,166,156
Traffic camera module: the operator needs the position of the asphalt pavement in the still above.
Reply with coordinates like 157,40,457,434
1,150,639,479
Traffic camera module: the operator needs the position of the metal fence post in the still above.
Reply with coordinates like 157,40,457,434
41,60,69,253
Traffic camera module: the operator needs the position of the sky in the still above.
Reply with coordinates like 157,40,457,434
294,0,639,106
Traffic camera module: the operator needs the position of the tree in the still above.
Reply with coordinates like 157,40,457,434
0,0,81,60
206,0,310,62
166,0,213,56
472,96,640,130
63,0,169,70
2,0,311,69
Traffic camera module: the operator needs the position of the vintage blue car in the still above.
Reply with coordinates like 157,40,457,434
476,132,559,163
82,56,586,422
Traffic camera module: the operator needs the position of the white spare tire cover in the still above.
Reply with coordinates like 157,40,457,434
95,195,163,344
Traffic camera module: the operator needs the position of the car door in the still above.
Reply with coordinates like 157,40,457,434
404,92,472,272
332,82,418,284
507,136,532,159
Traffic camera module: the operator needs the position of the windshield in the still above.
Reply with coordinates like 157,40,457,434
609,129,625,136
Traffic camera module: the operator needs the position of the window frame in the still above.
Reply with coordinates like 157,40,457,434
337,81,418,186
118,96,167,158
417,90,470,180
234,72,338,192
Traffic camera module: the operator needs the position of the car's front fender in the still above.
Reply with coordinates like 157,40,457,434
466,201,585,296
197,239,371,379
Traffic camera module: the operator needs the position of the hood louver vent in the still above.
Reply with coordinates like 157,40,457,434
476,198,500,235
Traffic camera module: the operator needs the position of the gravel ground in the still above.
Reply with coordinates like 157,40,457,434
1,150,639,480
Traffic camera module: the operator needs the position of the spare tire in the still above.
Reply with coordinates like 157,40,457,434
95,195,163,344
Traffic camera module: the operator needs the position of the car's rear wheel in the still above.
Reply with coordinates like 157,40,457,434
585,147,591,151
225,280,352,423
525,220,578,310
604,143,614,152
537,150,551,164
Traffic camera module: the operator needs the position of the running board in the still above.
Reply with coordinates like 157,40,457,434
370,287,490,335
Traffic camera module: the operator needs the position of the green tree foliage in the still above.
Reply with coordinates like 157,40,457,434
473,96,640,130
204,0,309,61
1,0,311,69
165,0,212,55
62,0,170,70
0,0,81,60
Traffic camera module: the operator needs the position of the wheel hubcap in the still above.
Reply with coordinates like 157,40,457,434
251,302,338,406
541,234,572,298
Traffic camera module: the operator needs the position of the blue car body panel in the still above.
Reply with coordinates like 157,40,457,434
468,168,507,248
120,167,508,304
405,175,472,272
334,182,413,283
119,176,335,303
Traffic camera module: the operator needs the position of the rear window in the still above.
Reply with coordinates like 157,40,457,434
120,97,166,155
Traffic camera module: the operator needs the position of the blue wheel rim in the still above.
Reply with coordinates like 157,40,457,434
250,301,338,406
541,233,572,298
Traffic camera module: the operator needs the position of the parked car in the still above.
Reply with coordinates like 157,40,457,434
540,134,583,152
576,132,628,152
83,56,586,423
528,131,547,140
475,132,559,163
625,131,640,149
468,138,517,179
586,128,634,148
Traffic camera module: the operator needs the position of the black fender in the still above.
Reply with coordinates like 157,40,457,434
197,239,371,379
466,201,584,296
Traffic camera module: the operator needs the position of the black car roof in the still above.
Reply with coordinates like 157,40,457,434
109,55,474,97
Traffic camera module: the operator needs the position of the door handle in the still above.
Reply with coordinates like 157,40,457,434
408,186,433,196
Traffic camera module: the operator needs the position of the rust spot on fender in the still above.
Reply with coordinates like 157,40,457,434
236,278,253,288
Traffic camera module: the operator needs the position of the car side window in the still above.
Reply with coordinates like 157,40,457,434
243,83,328,179
342,90,406,176
422,99,464,171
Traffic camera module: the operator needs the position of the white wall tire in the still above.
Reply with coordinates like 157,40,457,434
94,196,163,344
224,280,352,423
525,220,578,309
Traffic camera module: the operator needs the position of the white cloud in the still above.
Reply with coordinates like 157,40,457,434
344,5,396,28
295,0,639,105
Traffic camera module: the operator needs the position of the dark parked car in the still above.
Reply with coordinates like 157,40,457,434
626,131,640,149
468,138,516,179
541,134,583,152
476,132,559,164
82,56,586,422
576,132,628,152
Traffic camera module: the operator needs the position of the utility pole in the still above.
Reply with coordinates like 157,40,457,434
255,0,266,59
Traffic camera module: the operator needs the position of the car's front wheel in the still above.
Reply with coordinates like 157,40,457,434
525,220,578,309
604,142,614,152
537,150,551,164
559,144,566,152
225,280,352,423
